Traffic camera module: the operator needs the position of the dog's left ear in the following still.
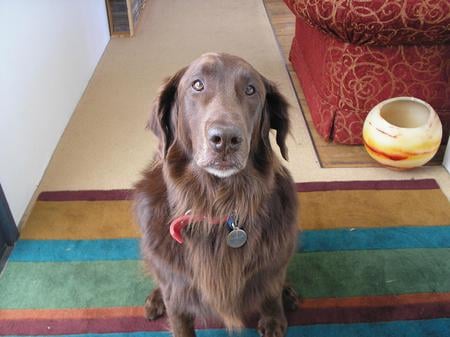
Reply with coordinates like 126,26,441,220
263,79,290,160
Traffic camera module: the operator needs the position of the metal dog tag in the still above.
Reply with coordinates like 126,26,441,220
227,228,247,248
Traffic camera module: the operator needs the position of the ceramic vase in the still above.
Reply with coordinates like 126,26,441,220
363,97,442,169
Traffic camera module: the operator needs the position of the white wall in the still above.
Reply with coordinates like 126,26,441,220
0,0,110,225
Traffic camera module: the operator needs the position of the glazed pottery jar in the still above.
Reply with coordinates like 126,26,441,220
363,97,442,169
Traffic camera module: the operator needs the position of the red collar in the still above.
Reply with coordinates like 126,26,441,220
170,213,228,244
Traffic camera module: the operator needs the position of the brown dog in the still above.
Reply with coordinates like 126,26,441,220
134,53,298,337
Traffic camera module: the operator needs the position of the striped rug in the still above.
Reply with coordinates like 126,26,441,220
1,179,450,336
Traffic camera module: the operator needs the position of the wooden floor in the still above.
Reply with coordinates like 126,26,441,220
263,0,444,168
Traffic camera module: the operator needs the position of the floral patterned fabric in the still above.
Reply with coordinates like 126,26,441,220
286,1,450,144
285,0,450,46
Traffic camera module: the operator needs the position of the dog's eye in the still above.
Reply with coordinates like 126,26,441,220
192,79,204,92
245,85,256,96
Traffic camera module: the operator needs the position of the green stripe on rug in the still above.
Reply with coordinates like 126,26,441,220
288,248,450,298
0,261,152,309
2,248,450,309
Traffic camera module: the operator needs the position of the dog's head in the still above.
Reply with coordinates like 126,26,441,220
149,53,290,178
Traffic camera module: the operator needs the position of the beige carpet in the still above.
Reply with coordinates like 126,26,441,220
33,0,449,224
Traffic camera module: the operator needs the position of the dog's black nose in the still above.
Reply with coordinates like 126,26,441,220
208,125,243,153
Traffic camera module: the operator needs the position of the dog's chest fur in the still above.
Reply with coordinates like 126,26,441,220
164,165,296,326
182,214,292,328
136,161,297,329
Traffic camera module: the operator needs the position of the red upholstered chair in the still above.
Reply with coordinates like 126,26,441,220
284,0,450,144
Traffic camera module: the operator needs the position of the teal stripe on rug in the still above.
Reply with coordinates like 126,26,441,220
9,226,450,262
6,318,450,337
300,225,450,252
9,239,140,262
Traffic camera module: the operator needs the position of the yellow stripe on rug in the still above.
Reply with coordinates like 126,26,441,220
21,187,450,240
21,201,140,240
299,189,450,230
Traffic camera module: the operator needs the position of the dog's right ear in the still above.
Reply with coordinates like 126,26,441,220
147,67,187,157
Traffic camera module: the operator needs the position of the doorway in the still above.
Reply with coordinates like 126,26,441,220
0,185,19,272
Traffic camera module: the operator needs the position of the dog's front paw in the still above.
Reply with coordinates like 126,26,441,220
257,317,287,337
145,288,166,320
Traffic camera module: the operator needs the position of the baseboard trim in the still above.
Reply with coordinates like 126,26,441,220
0,245,14,276
443,136,450,173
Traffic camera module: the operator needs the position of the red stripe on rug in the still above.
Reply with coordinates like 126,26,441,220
3,293,448,320
0,316,167,335
36,179,439,201
2,298,449,335
292,299,450,325
3,293,449,321
300,293,450,308
0,307,144,320
38,189,134,201
296,179,439,192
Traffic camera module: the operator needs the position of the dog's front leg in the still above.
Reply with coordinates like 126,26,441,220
167,308,196,337
257,295,287,337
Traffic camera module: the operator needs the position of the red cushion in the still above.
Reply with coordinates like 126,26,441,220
285,0,450,46
289,18,450,144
